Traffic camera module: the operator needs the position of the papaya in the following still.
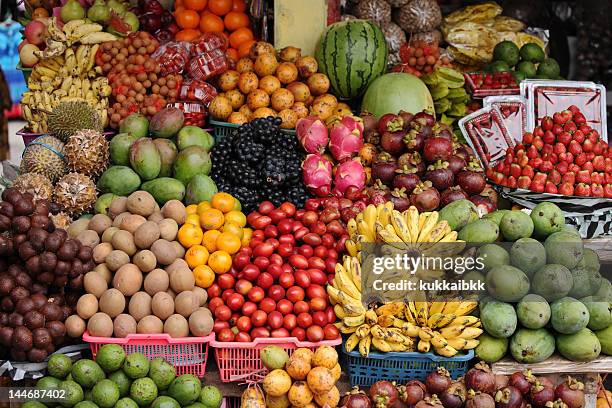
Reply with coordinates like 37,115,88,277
172,146,212,185
109,133,139,165
130,138,162,180
153,139,178,177
185,175,218,205
98,166,141,196
141,178,185,205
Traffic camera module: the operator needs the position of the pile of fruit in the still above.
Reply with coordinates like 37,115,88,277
130,0,177,42
0,188,93,361
490,41,560,81
441,201,612,363
69,191,214,339
421,67,469,125
210,117,309,213
354,366,589,408
99,108,215,206
210,201,344,342
487,106,612,197
393,41,453,78
208,42,339,129
241,345,341,408
20,18,115,132
362,111,491,212
29,347,222,408
177,192,248,289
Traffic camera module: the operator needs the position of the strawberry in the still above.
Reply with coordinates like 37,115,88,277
544,182,558,194
526,145,539,159
587,130,599,143
552,123,564,136
559,152,574,163
529,180,545,193
534,127,544,138
572,130,585,144
568,105,581,115
543,130,555,145
518,155,529,167
606,172,612,185
557,131,572,145
606,157,612,173
548,169,561,185
563,121,577,133
568,140,583,156
582,138,594,153
539,160,554,173
559,109,573,123
521,165,534,178
581,161,594,172
533,136,544,151
562,172,575,185
573,112,587,125
559,182,574,196
510,163,522,178
575,183,591,197
591,183,604,197
555,161,568,175
576,169,591,184
507,176,517,189
541,144,554,156
517,176,531,189
494,161,506,174
575,153,587,166
585,152,595,162
593,141,606,155
532,157,543,170
491,172,505,185
485,167,495,179
515,144,526,153
553,112,566,125
533,172,548,183
604,184,612,198
591,172,604,184
554,142,566,155
541,116,554,131
569,163,581,173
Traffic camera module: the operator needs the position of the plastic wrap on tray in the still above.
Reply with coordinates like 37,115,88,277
459,106,513,168
188,49,229,81
465,72,520,98
483,95,527,145
168,102,207,127
152,41,194,76
178,79,218,107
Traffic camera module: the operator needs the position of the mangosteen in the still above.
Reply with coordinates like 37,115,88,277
0,275,15,296
404,128,425,152
12,326,33,351
37,272,55,285
456,159,487,195
12,216,31,234
398,152,426,176
69,259,83,278
441,187,469,207
410,181,441,212
470,196,496,214
57,240,78,261
398,110,414,127
412,111,436,127
394,167,421,192
385,188,411,212
26,256,41,275
14,272,32,289
16,298,35,315
24,310,45,330
372,155,399,186
13,199,34,216
31,293,48,309
0,202,14,218
40,252,58,272
1,297,14,312
11,349,27,361
433,123,454,140
54,260,71,276
8,265,22,276
378,113,403,134
18,242,36,261
78,246,93,263
8,312,24,327
40,303,63,321
32,327,52,349
0,327,13,346
448,155,467,174
83,260,96,273
46,321,66,339
2,188,23,205
10,286,29,303
0,215,11,233
423,136,453,162
426,161,455,191
27,348,48,363
381,130,407,156
12,233,27,248
49,296,65,306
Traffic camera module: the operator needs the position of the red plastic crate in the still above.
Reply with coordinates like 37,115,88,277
211,336,342,383
83,332,214,378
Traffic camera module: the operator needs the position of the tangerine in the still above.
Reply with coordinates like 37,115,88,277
232,0,246,12
238,39,255,57
202,229,221,252
176,9,200,29
185,214,201,226
197,201,212,214
193,264,215,288
199,11,224,33
185,244,210,268
224,11,249,31
208,0,232,15
224,210,246,227
208,250,232,274
199,208,225,230
211,192,236,212
178,223,204,248
184,0,207,11
222,223,243,239
186,204,198,215
216,232,241,254
241,227,253,247
229,27,253,49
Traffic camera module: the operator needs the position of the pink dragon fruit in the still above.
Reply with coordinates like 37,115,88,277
302,154,333,197
333,158,366,196
296,116,329,154
329,116,364,162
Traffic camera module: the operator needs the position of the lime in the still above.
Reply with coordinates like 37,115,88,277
493,40,520,67
513,71,526,82
516,61,537,78
520,43,545,63
488,61,511,73
537,58,561,79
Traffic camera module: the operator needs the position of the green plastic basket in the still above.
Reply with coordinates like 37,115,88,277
16,63,32,84
209,119,296,141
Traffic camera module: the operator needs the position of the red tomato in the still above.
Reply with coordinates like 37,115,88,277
279,202,296,217
289,254,308,269
251,310,267,327
278,272,295,288
218,273,235,290
271,328,290,338
247,287,265,303
208,297,224,312
307,269,327,286
291,327,306,341
266,264,284,279
298,245,313,258
307,285,326,300
310,222,327,236
251,327,270,338
213,320,229,333
235,279,253,295
306,325,324,342
241,264,260,281
233,252,250,270
269,209,287,224
310,297,327,312
269,253,283,266
221,289,235,302
276,299,293,315
267,285,286,302
258,201,274,214
278,234,295,246
308,257,325,271
215,305,232,321
283,314,297,330
313,245,328,259
253,256,270,271
294,227,309,240
264,225,278,238
236,316,252,332
267,311,283,329
324,324,340,340
256,272,274,289
251,216,272,230
312,310,328,326
321,233,334,248
293,300,309,314
277,243,294,258
235,332,252,342
259,297,277,313
253,242,274,258
277,219,294,235
241,301,257,316
217,328,235,342
297,312,313,328
294,270,311,288
252,230,265,241
207,284,221,299
286,286,305,303
227,293,245,311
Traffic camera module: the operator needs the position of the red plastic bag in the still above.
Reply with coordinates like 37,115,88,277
188,49,229,81
178,79,218,107
151,41,193,76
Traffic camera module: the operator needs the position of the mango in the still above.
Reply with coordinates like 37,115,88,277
532,264,573,302
476,244,509,273
119,113,149,138
458,219,499,244
500,210,534,241
438,199,478,231
475,333,508,363
481,301,517,338
483,209,510,226
596,324,612,355
153,139,178,177
510,328,555,363
141,178,185,205
98,166,141,196
530,202,565,239
516,294,550,329
544,231,584,269
130,138,162,180
172,146,212,185
109,133,139,165
486,265,529,302
185,175,218,205
510,238,546,277
556,328,601,362
149,107,184,138
581,297,612,331
177,127,214,152
550,297,589,334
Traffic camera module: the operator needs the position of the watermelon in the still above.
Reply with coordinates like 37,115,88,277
315,20,388,100
361,73,435,118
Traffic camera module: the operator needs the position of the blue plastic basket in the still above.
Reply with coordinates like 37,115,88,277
209,119,296,141
342,348,475,387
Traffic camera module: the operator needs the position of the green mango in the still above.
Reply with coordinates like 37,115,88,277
153,139,178,177
185,175,218,205
172,146,212,185
141,178,185,205
129,138,161,180
98,166,141,196
177,127,215,152
109,133,139,165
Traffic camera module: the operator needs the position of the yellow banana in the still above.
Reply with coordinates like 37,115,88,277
415,302,429,326
377,315,395,328
80,32,117,44
405,206,420,243
451,316,480,327
357,219,375,241
446,337,468,350
71,23,103,41
348,256,362,292
338,324,358,334
431,332,449,349
418,339,431,353
376,302,405,316
372,336,393,352
344,315,366,327
365,309,378,325
388,341,410,352
363,205,377,232
427,313,446,328
429,301,446,316
345,333,360,352
436,314,457,328
355,324,371,339
326,286,342,305
358,336,371,357
62,19,86,36
86,44,99,72
418,212,440,242
391,211,411,242
370,325,385,340
458,327,483,339
347,218,357,238
385,328,406,344
333,304,346,319
393,320,420,337
418,327,434,341
335,263,361,300
406,302,418,323
463,339,479,349
428,221,451,244
345,240,358,257
377,205,392,227
442,301,461,315
435,345,458,357
440,325,465,339
454,301,478,317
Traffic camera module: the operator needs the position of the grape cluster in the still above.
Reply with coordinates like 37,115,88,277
211,118,310,212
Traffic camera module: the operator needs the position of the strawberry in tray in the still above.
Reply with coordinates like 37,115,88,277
486,105,612,198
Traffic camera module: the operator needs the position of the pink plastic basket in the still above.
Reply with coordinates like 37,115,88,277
211,336,342,383
83,331,214,377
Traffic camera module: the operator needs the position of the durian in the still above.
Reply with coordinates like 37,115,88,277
53,172,98,216
20,135,68,183
64,129,110,177
50,212,72,230
12,173,54,201
47,100,103,142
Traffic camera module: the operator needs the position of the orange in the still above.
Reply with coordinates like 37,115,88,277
241,227,253,247
208,250,232,274
208,0,232,15
196,201,212,215
185,214,201,226
184,0,207,11
238,39,255,57
224,210,246,227
178,223,204,248
211,192,236,212
232,0,246,12
216,232,241,254
186,204,198,215
199,208,225,230
199,11,224,33
222,223,243,239
175,0,185,7
175,29,201,42
193,264,215,288
202,229,221,252
226,48,239,62
176,9,200,29
185,244,210,268
224,11,249,31
229,27,253,49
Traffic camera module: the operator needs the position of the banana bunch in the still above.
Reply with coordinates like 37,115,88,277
62,19,117,45
421,67,470,126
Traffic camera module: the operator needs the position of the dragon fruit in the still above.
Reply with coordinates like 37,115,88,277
329,116,364,161
296,116,329,154
302,154,333,197
333,158,366,196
